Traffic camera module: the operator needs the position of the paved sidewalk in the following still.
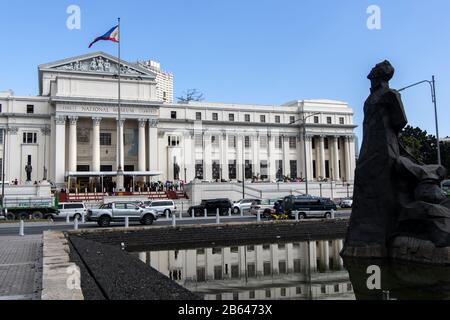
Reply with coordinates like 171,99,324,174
0,235,42,300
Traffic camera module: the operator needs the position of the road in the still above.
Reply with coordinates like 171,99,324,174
0,210,351,237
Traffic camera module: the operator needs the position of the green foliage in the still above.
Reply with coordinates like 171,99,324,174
400,125,450,178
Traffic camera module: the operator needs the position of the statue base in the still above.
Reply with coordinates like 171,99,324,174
116,170,125,192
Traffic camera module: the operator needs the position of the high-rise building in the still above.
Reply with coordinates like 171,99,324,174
138,60,174,103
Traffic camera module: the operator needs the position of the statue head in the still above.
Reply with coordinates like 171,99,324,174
368,60,395,90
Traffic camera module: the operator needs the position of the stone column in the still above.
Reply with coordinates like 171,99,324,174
319,240,330,270
204,133,212,181
305,135,313,182
221,132,229,180
297,135,304,179
252,134,259,178
348,136,356,181
283,135,290,178
138,119,147,172
344,137,352,181
68,116,78,173
236,135,244,181
54,116,67,185
148,119,159,171
333,136,340,181
319,136,326,179
268,134,276,181
92,117,102,172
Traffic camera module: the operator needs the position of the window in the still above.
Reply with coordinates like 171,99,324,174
212,113,219,121
260,136,268,149
233,293,239,301
0,104,2,113
276,160,283,180
27,105,34,114
263,244,271,250
289,136,297,149
279,261,287,274
171,111,177,119
247,245,255,252
296,287,302,295
229,114,235,122
327,117,332,124
196,112,202,121
244,136,251,149
197,249,205,255
314,116,319,124
214,266,223,280
231,265,239,279
195,135,203,147
290,116,295,124
0,131,3,145
347,283,353,291
212,161,220,180
212,248,222,255
260,161,268,180
280,288,287,297
211,136,219,147
230,247,239,253
334,284,340,293
23,132,37,144
169,136,180,147
290,160,297,179
228,136,236,148
263,262,271,276
100,133,112,146
324,137,329,149
312,138,316,149
294,259,302,273
275,136,282,149
249,291,256,299
265,290,271,298
247,263,256,278
278,244,286,250
339,117,345,125
195,161,204,180
227,160,236,180
245,160,253,180
321,285,326,294
245,114,251,122
197,267,206,282
260,115,266,123
275,115,281,123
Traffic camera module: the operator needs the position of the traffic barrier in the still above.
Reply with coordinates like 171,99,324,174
172,213,176,227
81,213,85,224
257,212,261,222
19,220,24,236
216,209,220,225
229,208,232,217
66,214,70,224
125,217,129,228
74,217,79,231
204,209,208,219
331,210,335,219
179,211,183,220
295,212,299,221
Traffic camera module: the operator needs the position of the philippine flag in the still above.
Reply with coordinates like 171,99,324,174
89,25,119,48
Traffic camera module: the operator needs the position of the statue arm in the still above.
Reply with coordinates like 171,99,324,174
385,90,408,132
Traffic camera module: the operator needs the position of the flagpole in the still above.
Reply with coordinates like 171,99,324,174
116,17,124,192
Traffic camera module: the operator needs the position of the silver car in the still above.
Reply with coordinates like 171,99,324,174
143,200,176,216
233,199,261,214
87,202,158,227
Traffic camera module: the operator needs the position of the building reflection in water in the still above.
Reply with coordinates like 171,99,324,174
132,239,355,300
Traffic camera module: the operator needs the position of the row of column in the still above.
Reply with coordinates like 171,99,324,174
197,133,355,182
54,115,159,185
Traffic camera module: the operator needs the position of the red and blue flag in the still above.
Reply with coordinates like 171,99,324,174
89,25,119,48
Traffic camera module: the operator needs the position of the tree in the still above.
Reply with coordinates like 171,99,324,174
400,125,450,178
177,89,204,103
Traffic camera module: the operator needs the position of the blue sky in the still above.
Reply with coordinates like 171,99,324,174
1,0,449,141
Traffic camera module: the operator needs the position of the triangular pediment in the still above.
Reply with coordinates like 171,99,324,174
39,52,155,79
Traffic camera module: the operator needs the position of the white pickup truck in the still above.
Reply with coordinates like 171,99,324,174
86,202,158,227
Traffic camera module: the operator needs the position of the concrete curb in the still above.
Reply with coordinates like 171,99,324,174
41,231,84,300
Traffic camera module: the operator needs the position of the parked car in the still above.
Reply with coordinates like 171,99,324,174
233,199,261,214
86,202,158,227
339,198,353,208
443,180,450,196
142,200,176,216
281,195,337,219
57,202,87,221
188,199,233,217
250,198,283,217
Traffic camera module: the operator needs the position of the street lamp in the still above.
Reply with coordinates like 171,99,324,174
290,112,321,195
398,76,441,166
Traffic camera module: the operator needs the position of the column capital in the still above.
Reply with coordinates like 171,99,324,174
117,119,126,127
55,116,66,125
92,117,102,126
69,116,79,126
41,126,51,136
149,119,159,128
138,119,148,128
7,126,18,135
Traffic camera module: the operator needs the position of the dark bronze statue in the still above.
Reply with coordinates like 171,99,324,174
25,163,33,182
341,61,450,264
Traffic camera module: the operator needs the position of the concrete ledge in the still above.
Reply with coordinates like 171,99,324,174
390,236,450,265
41,231,84,300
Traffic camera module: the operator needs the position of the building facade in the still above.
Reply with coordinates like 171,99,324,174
0,52,357,189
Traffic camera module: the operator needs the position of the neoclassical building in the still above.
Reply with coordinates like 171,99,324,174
0,52,357,190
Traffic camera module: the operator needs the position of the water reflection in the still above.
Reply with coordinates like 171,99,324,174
344,258,450,300
132,239,356,300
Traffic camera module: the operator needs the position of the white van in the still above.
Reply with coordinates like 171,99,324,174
57,203,87,221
